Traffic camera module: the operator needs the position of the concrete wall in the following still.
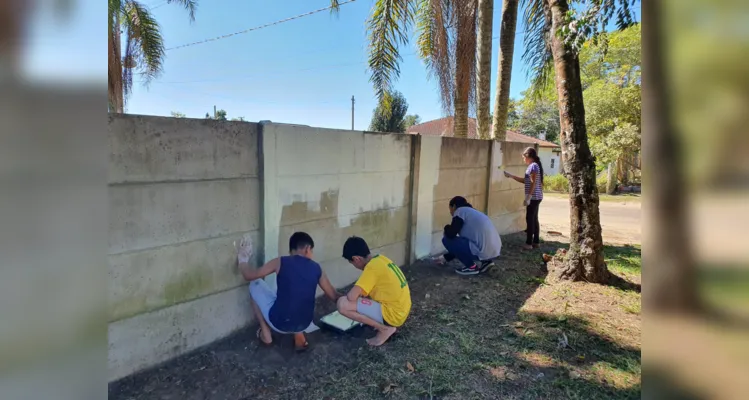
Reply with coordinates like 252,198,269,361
107,116,528,382
261,123,412,290
108,115,262,382
487,141,528,235
411,138,527,260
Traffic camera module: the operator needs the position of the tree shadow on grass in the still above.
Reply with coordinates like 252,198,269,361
499,311,641,399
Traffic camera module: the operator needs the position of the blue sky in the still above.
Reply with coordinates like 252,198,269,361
23,0,636,129
123,0,542,130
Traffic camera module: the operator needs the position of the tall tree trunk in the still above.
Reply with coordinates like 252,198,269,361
475,0,494,139
453,0,476,139
641,0,698,311
490,0,519,141
548,0,607,282
108,13,124,113
606,161,617,194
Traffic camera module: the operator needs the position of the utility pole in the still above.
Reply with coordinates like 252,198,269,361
351,95,355,130
213,105,217,119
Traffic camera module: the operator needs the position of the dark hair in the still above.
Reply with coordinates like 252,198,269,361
342,236,370,261
449,196,473,209
289,232,314,252
523,147,544,184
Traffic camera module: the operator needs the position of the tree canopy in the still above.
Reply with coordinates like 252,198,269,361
369,91,410,133
510,23,641,168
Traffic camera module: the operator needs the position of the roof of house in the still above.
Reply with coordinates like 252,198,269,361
406,116,560,148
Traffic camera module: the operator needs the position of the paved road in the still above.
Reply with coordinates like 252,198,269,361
538,195,641,245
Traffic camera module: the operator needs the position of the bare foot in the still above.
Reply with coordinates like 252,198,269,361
294,332,309,352
366,326,397,346
257,327,272,345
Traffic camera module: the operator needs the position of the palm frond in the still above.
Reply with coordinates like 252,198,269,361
416,0,453,114
366,0,415,104
593,0,638,31
121,0,165,106
329,0,341,16
519,0,552,100
165,0,197,22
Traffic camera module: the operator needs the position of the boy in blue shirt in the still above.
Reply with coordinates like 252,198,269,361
236,232,340,351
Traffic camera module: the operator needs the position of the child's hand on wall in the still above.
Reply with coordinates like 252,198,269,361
235,234,253,265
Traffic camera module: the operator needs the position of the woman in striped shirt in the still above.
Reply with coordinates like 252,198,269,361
504,147,545,250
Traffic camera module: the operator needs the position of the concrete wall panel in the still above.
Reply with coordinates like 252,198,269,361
109,230,260,322
438,137,490,169
108,285,253,382
109,115,258,184
109,179,260,254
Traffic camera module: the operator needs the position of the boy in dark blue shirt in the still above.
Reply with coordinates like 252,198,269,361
237,232,340,351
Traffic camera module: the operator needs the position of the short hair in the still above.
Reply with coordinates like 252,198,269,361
342,236,370,261
449,196,472,209
289,232,314,252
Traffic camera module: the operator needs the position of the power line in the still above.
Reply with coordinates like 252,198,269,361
141,36,507,84
166,0,358,51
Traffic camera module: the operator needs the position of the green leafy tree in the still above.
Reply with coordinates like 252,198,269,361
403,114,421,130
108,0,197,113
511,93,560,143
170,111,186,118
369,91,410,133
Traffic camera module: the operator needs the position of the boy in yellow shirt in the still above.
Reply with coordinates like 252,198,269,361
337,236,412,346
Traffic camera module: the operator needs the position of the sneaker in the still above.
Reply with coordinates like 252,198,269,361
455,264,480,275
479,260,495,273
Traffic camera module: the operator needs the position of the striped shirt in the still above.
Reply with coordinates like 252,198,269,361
524,162,544,200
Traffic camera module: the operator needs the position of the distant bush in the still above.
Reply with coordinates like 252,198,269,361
543,174,569,193
542,174,609,193
597,175,608,193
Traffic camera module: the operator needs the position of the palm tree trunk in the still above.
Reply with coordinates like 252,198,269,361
453,0,476,139
641,0,699,311
490,0,519,141
475,0,493,140
547,0,607,282
108,12,124,113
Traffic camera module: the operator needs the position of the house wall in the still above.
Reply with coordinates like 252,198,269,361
107,115,529,382
538,147,561,176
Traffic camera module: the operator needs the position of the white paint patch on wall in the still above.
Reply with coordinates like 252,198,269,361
414,136,442,259
262,123,411,266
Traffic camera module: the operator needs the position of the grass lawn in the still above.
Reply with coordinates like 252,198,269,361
110,234,641,400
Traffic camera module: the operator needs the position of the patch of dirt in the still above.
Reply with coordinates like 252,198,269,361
109,233,641,400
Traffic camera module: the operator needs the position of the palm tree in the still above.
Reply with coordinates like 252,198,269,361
522,0,637,282
335,0,478,138
475,0,494,140
108,0,197,113
490,0,520,141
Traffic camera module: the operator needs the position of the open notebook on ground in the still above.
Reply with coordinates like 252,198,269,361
319,311,362,332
